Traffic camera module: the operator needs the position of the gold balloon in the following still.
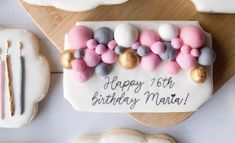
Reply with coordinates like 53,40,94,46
119,49,139,69
190,66,208,84
60,49,75,69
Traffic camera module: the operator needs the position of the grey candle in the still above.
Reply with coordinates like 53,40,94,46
19,42,25,115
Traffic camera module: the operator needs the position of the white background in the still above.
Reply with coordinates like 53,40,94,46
0,0,235,143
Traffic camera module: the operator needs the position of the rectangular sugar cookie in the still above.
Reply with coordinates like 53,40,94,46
61,21,215,113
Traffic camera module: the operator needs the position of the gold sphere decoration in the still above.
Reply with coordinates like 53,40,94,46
60,49,75,69
119,49,139,69
190,66,208,84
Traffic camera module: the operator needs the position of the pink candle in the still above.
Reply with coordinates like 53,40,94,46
0,60,4,119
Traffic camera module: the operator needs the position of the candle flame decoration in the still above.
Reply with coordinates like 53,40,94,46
6,41,15,116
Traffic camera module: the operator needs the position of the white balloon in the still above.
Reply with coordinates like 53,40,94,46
114,23,139,47
158,24,179,41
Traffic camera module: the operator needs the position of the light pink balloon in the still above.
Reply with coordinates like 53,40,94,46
108,40,117,50
151,42,165,55
95,44,107,55
101,49,117,64
87,39,97,50
165,61,180,75
176,52,197,69
83,49,101,67
171,38,183,49
71,59,87,72
180,25,205,49
141,53,161,72
140,29,160,47
68,25,93,49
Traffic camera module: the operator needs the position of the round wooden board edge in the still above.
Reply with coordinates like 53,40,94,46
129,112,194,127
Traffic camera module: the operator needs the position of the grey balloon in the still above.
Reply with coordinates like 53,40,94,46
137,45,149,57
115,45,125,55
95,62,111,76
74,49,84,59
160,42,177,60
94,27,114,45
198,47,216,66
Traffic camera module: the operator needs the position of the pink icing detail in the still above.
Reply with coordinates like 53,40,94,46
181,45,191,54
131,42,141,50
165,61,180,75
180,25,205,49
151,42,165,55
176,52,197,69
68,25,93,49
141,53,160,72
108,40,117,49
101,49,117,64
0,61,4,119
139,29,160,47
171,38,183,49
71,59,88,72
191,49,200,57
83,49,101,67
95,44,107,55
74,69,91,82
87,39,97,50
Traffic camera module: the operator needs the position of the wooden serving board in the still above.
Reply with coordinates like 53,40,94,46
18,0,235,127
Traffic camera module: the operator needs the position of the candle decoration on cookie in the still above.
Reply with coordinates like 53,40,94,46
0,27,50,128
5,41,15,116
61,23,216,83
18,42,25,115
0,48,4,119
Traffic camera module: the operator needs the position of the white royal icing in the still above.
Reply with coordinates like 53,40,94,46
64,21,213,113
0,27,50,128
23,0,129,12
191,0,235,13
73,129,176,143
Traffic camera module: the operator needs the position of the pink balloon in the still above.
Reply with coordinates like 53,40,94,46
95,44,107,55
108,40,117,50
181,45,191,54
171,38,183,49
68,25,93,49
101,49,117,64
141,53,161,72
191,49,200,57
180,25,205,49
176,52,197,69
83,49,101,67
71,59,87,72
151,42,165,55
165,61,180,75
87,39,97,49
140,29,160,47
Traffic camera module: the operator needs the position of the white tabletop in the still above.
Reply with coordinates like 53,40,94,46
0,0,235,143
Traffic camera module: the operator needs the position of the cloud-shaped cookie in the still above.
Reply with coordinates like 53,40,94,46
23,0,129,12
74,129,176,143
0,27,50,128
191,0,235,13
